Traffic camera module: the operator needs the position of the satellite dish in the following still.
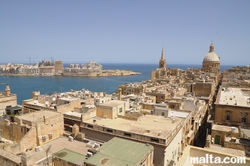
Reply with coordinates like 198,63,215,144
45,101,49,105
52,97,56,101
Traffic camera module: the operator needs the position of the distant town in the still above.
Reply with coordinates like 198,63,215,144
0,43,250,166
0,61,141,77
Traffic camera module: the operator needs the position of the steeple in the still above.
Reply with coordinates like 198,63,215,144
161,47,164,59
159,47,166,69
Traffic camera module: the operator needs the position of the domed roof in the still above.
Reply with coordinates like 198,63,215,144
203,43,220,62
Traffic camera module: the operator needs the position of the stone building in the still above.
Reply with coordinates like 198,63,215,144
0,110,64,154
151,48,167,80
214,87,250,126
222,66,250,88
54,60,63,75
96,100,129,119
80,110,193,166
0,84,17,115
118,82,147,95
211,124,239,146
38,66,55,75
85,137,154,166
150,48,183,81
22,91,82,114
0,149,21,166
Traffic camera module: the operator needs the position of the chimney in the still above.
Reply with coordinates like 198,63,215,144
5,84,10,96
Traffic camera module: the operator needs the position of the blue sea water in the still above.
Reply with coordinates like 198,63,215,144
0,63,234,104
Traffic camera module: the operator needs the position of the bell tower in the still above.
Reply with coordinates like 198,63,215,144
159,48,166,69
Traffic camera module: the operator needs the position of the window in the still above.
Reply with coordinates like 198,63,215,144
242,117,247,123
106,129,113,133
119,108,123,113
124,132,131,137
87,124,93,129
150,138,159,143
226,114,231,121
161,112,165,116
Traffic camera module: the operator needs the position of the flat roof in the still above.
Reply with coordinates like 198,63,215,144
31,137,90,165
85,137,153,166
168,110,189,118
97,100,126,108
60,97,79,102
216,87,250,108
85,114,183,139
23,99,55,110
212,124,239,133
0,93,16,98
64,111,82,117
53,148,85,165
17,110,61,122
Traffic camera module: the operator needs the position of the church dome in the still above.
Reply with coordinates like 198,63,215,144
203,43,220,62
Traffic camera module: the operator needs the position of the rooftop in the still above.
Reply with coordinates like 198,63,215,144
53,148,85,165
0,92,16,98
23,99,55,110
17,110,61,122
84,114,183,139
212,124,239,133
31,137,90,165
97,100,126,108
85,137,153,166
168,110,190,118
216,87,250,108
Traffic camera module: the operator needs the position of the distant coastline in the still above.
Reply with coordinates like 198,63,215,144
0,63,239,105
0,61,141,77
0,70,141,77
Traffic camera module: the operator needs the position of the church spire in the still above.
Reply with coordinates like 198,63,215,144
161,47,164,59
159,47,166,69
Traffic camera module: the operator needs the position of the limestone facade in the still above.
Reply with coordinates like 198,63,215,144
214,87,250,126
0,84,17,115
0,110,64,154
96,100,129,119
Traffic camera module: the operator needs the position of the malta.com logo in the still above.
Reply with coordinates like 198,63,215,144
190,154,246,164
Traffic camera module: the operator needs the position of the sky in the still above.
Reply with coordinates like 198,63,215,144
1,1,250,65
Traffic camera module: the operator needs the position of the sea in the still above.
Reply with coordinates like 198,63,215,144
0,63,235,104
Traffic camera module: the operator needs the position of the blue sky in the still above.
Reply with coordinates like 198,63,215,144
1,1,250,65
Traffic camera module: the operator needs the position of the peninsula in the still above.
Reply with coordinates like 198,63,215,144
0,61,141,77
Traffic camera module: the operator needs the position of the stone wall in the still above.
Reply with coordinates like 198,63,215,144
0,149,21,166
215,105,250,126
56,99,81,113
193,83,214,96
0,94,17,115
224,141,244,150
